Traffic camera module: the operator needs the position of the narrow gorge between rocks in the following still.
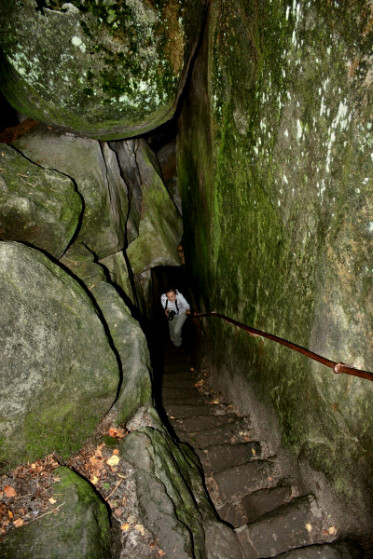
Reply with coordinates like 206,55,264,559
0,1,372,558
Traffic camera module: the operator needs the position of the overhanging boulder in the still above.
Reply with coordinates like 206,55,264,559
0,0,206,140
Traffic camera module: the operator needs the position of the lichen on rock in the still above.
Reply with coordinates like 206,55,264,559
0,0,206,139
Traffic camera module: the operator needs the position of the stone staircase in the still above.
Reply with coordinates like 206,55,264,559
161,347,362,559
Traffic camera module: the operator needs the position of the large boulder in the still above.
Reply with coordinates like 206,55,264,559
0,242,119,469
0,467,112,559
13,128,128,259
0,143,81,258
0,0,206,140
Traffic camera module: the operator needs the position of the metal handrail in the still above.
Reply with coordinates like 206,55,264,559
192,311,373,382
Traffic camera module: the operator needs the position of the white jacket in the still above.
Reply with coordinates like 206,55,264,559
160,290,190,314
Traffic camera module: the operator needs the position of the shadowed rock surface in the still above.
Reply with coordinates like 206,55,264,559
0,242,119,469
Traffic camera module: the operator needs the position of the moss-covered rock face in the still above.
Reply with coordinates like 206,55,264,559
0,242,119,470
0,0,206,140
0,143,82,258
178,0,373,508
13,127,128,259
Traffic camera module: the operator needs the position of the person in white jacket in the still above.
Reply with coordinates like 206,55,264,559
160,287,190,347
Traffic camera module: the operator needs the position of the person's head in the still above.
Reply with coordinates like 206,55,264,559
166,288,177,302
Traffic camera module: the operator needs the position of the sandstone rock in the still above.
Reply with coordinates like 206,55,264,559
108,139,143,245
0,467,111,559
114,138,183,275
90,281,153,424
156,139,182,214
177,0,373,524
99,251,138,307
13,128,128,259
0,242,119,469
0,0,206,139
121,427,205,559
60,241,107,289
0,143,81,258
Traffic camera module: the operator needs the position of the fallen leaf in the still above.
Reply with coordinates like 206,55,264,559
107,454,120,467
113,449,120,456
4,485,17,498
158,550,166,557
90,475,99,485
135,523,145,535
8,511,13,519
209,400,220,405
305,523,312,533
13,518,24,528
108,427,126,439
121,523,130,531
49,497,57,505
328,526,337,535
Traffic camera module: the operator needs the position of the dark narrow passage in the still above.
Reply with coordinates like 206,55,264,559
143,267,366,558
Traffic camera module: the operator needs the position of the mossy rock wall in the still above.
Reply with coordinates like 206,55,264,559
178,0,373,508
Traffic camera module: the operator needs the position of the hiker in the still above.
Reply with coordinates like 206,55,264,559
160,287,190,347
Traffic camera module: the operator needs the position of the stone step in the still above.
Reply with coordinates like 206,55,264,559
242,481,292,523
235,495,335,558
203,442,262,474
176,420,252,448
216,500,250,528
214,460,275,503
273,542,361,559
169,412,238,433
163,394,212,407
162,386,202,399
165,403,228,419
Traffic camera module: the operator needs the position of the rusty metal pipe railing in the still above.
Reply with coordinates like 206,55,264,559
192,311,373,382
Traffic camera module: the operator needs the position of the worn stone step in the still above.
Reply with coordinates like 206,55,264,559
162,385,201,398
273,542,361,559
214,460,275,503
235,495,335,558
187,420,252,448
216,500,250,528
242,481,292,523
163,371,199,383
165,403,228,419
204,442,262,473
170,412,238,433
163,395,212,407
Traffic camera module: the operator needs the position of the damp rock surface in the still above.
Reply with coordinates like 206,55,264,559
0,0,206,139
